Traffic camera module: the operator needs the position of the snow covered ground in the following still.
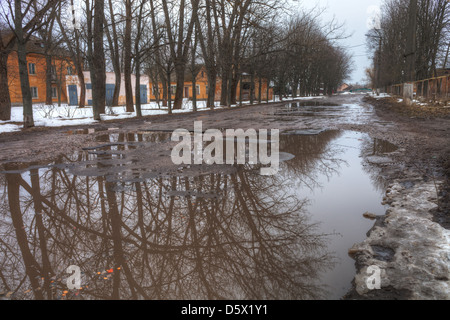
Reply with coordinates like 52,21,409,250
0,96,319,134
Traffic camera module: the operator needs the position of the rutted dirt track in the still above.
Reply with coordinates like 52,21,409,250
0,94,449,299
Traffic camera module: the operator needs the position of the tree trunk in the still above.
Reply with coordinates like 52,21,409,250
250,71,255,105
124,0,133,112
135,59,142,117
192,79,197,112
173,61,185,110
220,67,228,106
162,76,168,107
258,76,262,104
89,0,106,120
78,67,86,108
45,55,53,105
107,0,121,107
227,68,233,107
167,67,172,114
239,72,243,106
231,71,239,105
0,52,11,120
207,72,216,109
15,0,34,128
17,39,34,127
94,0,106,116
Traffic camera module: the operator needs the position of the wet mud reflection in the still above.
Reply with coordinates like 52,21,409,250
0,130,391,300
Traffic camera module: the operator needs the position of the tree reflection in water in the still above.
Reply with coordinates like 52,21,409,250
359,135,399,192
0,130,345,300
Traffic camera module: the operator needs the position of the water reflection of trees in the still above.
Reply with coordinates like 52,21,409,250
359,135,398,192
280,130,345,190
0,130,346,300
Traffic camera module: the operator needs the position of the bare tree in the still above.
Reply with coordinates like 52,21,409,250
192,0,217,109
85,0,106,120
105,0,122,107
1,0,59,126
56,0,87,108
367,0,449,86
123,0,134,112
162,0,197,110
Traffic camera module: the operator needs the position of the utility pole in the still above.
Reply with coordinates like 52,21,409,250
377,36,382,96
367,30,382,95
405,0,418,82
404,0,417,105
443,42,450,69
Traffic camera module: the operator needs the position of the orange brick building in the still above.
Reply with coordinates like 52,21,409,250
149,65,210,101
6,36,74,106
149,65,273,103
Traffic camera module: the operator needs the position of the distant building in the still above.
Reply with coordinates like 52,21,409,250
65,72,150,106
338,83,350,92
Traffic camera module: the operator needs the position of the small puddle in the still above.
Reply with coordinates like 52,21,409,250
272,101,375,128
0,130,394,300
274,102,343,118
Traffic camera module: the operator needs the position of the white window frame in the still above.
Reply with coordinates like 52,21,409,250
29,63,36,75
52,87,57,98
31,87,38,99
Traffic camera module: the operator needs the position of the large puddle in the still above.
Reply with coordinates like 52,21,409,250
0,128,397,300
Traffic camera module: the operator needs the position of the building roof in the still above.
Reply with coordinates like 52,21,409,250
0,30,15,48
1,30,70,58
166,64,205,83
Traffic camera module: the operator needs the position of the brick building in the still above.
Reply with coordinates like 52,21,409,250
5,34,74,106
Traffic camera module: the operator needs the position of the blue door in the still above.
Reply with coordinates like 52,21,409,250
68,85,78,106
140,85,148,104
105,84,115,106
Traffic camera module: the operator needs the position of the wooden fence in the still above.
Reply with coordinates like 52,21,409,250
386,75,450,101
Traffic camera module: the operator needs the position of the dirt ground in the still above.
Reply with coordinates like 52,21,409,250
359,96,450,228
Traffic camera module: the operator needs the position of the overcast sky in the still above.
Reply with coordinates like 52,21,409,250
291,0,384,84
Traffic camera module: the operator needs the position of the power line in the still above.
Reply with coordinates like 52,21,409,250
345,44,367,49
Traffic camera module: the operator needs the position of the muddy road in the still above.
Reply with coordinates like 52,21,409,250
0,94,449,300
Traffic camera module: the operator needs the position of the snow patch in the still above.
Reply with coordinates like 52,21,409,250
349,178,450,299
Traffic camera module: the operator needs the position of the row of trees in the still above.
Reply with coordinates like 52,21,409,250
0,0,352,127
366,0,449,88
